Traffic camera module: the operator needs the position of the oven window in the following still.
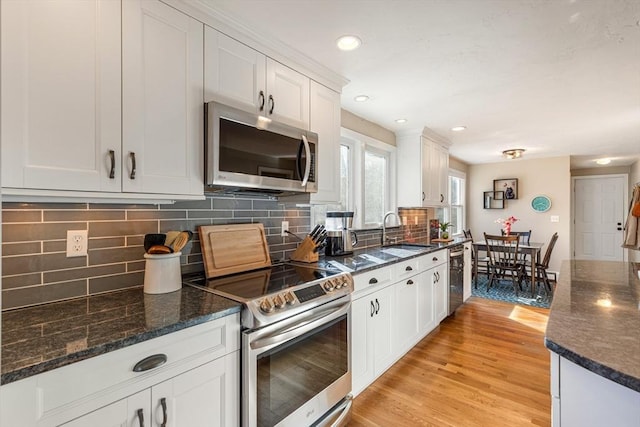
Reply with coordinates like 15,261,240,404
256,314,348,427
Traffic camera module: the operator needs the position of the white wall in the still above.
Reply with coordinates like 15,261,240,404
468,156,571,273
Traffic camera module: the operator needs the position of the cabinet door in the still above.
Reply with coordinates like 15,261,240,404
1,0,121,192
310,81,341,203
351,297,376,396
393,274,421,354
122,0,204,196
204,28,266,110
422,137,437,205
418,269,436,335
434,262,449,323
266,58,310,128
62,389,150,427
435,143,449,205
151,353,239,427
372,285,395,375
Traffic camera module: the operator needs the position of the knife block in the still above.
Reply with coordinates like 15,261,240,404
290,236,319,263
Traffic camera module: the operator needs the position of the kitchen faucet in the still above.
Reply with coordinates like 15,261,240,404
381,211,400,246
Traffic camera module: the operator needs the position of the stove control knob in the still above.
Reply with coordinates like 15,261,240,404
284,292,295,305
273,294,286,309
259,298,274,313
334,280,343,290
324,281,335,292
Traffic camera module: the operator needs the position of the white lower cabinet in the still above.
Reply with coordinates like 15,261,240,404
550,352,640,427
351,250,450,396
0,315,240,427
351,284,394,396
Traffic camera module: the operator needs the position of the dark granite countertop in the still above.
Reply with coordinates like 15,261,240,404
1,286,241,385
313,237,468,274
544,260,640,392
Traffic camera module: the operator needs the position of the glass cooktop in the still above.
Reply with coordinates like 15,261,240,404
183,262,343,302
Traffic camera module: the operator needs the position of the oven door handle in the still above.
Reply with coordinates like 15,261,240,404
249,298,350,352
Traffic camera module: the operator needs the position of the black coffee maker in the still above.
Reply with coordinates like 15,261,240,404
324,211,357,256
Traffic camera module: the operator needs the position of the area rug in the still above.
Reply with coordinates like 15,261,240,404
471,275,552,309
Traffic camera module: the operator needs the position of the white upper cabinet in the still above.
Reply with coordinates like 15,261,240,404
122,0,204,196
397,128,451,207
1,0,122,193
205,29,310,129
310,81,341,203
1,0,204,200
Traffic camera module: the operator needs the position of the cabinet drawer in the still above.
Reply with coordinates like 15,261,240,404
353,266,393,294
419,250,447,271
34,314,239,423
394,258,420,280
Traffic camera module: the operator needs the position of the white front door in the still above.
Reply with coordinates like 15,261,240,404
573,175,627,261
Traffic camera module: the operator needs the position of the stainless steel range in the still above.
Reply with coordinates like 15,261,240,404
184,262,354,427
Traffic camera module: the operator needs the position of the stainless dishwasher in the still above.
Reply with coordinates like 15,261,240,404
448,244,464,315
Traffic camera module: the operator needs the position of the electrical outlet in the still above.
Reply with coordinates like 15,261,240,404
414,216,419,225
281,221,289,237
66,230,88,257
550,215,560,223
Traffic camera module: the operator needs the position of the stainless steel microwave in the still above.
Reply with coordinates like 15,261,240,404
205,101,318,194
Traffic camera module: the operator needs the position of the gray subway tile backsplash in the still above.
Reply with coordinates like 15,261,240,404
1,194,313,310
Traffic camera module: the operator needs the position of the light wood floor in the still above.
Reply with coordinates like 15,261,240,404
349,297,551,427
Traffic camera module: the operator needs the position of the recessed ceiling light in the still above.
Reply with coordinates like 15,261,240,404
596,158,611,165
336,35,361,51
354,95,369,102
395,118,408,124
451,126,467,132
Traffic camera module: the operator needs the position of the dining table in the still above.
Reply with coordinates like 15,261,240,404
472,240,545,297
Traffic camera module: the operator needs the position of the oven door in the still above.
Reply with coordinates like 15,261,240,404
242,297,351,427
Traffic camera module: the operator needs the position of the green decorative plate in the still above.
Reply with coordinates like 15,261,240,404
531,195,551,212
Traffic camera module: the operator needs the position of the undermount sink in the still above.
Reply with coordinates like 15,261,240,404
380,244,437,258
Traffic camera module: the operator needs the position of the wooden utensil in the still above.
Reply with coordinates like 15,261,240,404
144,234,166,252
147,244,174,254
171,230,193,253
164,230,181,247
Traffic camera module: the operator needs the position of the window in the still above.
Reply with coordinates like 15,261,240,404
448,171,466,235
339,128,396,229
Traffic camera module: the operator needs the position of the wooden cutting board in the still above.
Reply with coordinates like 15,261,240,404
199,224,272,278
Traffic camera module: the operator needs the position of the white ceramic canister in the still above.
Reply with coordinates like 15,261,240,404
143,252,182,294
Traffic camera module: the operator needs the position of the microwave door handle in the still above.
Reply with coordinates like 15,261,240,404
300,134,311,186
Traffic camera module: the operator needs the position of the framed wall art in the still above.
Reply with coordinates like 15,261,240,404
493,178,518,200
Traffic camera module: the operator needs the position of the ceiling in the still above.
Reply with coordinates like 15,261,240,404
203,0,640,168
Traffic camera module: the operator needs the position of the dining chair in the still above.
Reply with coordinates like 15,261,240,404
534,232,559,296
501,230,532,245
484,233,526,296
463,229,489,287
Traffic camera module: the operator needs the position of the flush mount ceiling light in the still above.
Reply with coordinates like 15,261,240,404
395,118,408,124
336,35,362,51
596,158,611,165
354,95,369,102
451,126,467,132
502,148,525,159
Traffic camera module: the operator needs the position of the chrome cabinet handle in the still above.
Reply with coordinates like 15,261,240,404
108,150,115,179
422,192,425,201
375,298,380,314
136,409,145,427
436,271,440,281
268,95,274,114
405,266,413,271
440,194,444,203
407,279,414,285
370,300,375,317
258,90,265,111
160,398,168,427
133,354,167,372
369,277,378,284
129,152,136,179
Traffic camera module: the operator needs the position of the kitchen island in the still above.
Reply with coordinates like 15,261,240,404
545,260,640,426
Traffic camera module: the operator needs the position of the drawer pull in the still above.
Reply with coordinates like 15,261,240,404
160,397,168,427
133,353,167,372
136,409,145,427
432,257,438,261
407,279,414,285
369,277,378,284
108,149,115,179
405,266,413,271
